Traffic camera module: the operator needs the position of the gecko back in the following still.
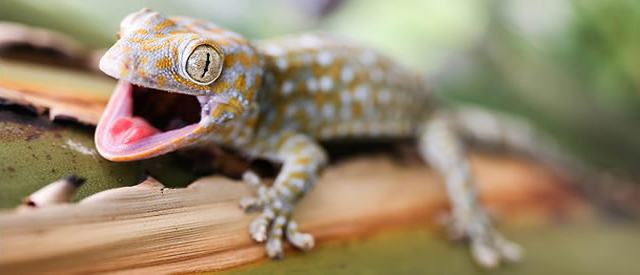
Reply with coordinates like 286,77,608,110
254,34,433,141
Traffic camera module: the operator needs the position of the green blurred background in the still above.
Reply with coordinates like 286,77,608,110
3,0,639,175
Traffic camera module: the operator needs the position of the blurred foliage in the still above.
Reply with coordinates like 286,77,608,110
1,0,639,174
439,0,640,173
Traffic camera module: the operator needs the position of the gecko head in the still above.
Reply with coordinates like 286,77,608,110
96,8,263,161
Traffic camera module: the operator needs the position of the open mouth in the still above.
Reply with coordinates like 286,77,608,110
95,80,207,161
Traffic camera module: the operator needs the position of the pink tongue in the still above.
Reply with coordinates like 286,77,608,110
110,117,161,144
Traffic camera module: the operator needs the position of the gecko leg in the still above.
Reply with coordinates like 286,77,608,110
241,132,326,258
418,114,522,267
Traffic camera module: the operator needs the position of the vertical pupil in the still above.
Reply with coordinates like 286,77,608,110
201,52,211,78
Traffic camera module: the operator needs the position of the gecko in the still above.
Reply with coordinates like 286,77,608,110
96,8,522,267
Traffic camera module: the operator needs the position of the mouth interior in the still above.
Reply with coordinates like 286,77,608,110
132,85,201,132
102,82,203,148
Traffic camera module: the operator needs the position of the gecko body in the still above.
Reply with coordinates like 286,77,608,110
96,8,521,266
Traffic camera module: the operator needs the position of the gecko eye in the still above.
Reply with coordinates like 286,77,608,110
184,44,223,85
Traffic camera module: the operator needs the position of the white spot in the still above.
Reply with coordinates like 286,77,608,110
369,124,381,135
337,124,348,135
341,106,352,120
299,34,322,48
360,51,376,65
268,134,280,145
316,51,333,67
379,89,390,104
340,90,351,103
320,127,333,138
319,75,333,92
65,139,96,157
341,67,354,83
299,53,313,65
264,44,284,56
322,104,335,117
276,57,288,71
281,81,294,95
289,178,305,189
286,105,297,117
354,85,369,101
371,68,384,82
306,78,318,92
353,123,365,133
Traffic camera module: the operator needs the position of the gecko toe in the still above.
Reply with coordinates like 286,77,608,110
250,207,275,242
266,215,287,259
286,221,315,251
471,238,500,268
448,210,521,267
239,196,264,212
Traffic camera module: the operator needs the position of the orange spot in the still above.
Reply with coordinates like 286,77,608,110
127,37,156,44
156,57,172,69
155,33,166,38
211,81,231,93
252,52,261,66
246,86,256,101
295,157,311,165
234,74,247,91
172,46,179,62
120,61,130,78
227,97,243,113
312,64,323,77
134,29,149,35
207,28,225,34
217,39,231,46
121,46,132,54
229,36,245,45
157,76,167,86
224,54,237,68
154,19,176,31
173,71,217,90
139,57,148,64
328,63,342,79
238,52,251,68
289,172,310,181
352,102,363,117
136,69,147,78
142,43,169,52
168,30,188,35
254,75,262,88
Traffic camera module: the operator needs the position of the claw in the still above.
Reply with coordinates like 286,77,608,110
471,239,500,268
444,210,521,267
286,221,314,251
266,237,284,259
239,196,263,212
242,170,262,189
250,208,275,242
495,234,523,262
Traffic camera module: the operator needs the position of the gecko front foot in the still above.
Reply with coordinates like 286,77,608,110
239,171,314,259
445,211,522,268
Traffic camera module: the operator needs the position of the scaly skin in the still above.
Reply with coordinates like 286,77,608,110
97,8,521,266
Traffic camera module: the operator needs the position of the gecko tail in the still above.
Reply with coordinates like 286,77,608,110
446,105,640,217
